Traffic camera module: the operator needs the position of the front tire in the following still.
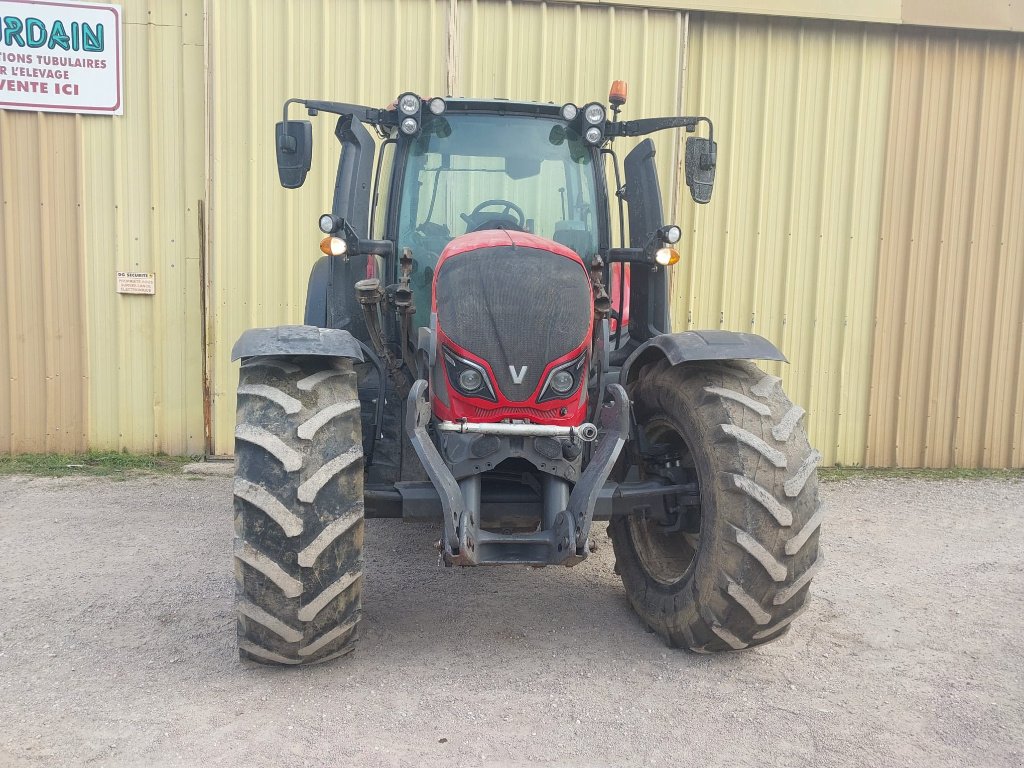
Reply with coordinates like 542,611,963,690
233,355,364,665
610,359,822,652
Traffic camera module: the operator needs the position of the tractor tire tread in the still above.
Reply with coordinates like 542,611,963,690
234,356,364,666
611,359,821,653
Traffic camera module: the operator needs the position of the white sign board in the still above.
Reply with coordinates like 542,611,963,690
0,0,122,115
116,271,155,295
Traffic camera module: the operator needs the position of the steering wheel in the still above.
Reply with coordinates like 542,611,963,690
461,199,526,232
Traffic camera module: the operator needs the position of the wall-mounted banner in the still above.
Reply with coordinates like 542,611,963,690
0,0,122,115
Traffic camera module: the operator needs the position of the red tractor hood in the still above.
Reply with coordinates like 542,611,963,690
429,229,594,426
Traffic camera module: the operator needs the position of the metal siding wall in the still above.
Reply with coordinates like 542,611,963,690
867,30,1024,468
0,0,206,456
0,111,88,453
678,14,894,466
208,0,451,454
82,0,206,455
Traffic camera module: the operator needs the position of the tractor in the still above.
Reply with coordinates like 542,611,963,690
231,84,823,665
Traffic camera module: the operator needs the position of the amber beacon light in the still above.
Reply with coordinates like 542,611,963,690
609,80,628,107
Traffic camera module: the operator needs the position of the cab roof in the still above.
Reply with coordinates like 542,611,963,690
434,97,565,117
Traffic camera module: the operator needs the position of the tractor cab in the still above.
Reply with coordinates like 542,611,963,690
276,89,718,358
393,104,603,331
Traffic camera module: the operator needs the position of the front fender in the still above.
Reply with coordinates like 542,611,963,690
619,330,786,385
231,325,364,362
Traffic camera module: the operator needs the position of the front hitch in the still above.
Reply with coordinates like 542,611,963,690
405,380,630,566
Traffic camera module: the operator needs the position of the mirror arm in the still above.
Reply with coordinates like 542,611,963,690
283,98,392,128
333,218,395,259
605,248,648,264
607,115,714,145
281,97,305,125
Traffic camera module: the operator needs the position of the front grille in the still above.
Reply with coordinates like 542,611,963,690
466,404,567,421
435,246,591,401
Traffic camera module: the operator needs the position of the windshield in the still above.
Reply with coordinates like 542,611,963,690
396,113,601,278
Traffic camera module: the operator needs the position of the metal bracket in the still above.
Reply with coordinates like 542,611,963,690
566,383,631,560
405,380,464,558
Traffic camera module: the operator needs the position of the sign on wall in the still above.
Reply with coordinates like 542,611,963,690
0,0,122,115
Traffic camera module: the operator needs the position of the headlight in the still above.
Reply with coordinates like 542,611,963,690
398,93,420,115
538,352,587,403
550,370,574,393
400,117,418,135
584,126,603,145
561,103,578,121
459,369,483,392
442,348,497,402
583,103,605,124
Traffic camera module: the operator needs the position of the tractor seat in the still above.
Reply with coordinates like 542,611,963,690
553,221,592,257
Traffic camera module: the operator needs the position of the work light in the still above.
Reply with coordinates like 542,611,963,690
398,93,420,115
561,103,578,121
318,213,336,234
583,103,605,125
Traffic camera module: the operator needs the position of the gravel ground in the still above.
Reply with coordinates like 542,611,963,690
0,474,1022,767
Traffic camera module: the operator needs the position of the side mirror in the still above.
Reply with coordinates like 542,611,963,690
275,120,313,188
684,136,717,204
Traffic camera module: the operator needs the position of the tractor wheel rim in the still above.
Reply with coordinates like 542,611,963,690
628,418,702,587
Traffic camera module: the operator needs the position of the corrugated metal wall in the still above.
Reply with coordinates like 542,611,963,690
1,0,205,455
867,29,1024,468
678,14,895,466
80,0,206,455
0,110,87,453
2,0,1023,467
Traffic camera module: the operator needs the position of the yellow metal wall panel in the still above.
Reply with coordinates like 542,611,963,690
80,0,206,454
207,0,451,454
0,111,87,453
868,30,1024,468
562,0,901,25
542,0,1021,33
677,14,895,466
902,0,1024,34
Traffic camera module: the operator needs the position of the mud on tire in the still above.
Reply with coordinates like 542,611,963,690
609,359,822,652
233,355,364,665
